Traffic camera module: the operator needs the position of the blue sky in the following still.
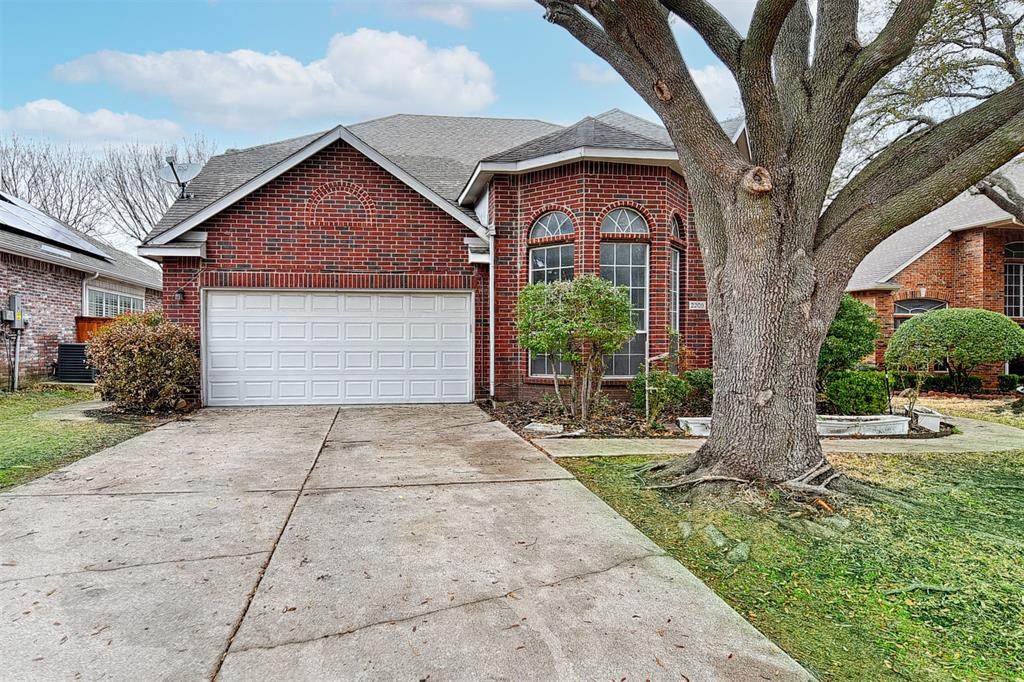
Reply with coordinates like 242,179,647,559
0,0,745,150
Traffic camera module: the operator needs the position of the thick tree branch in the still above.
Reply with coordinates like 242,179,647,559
537,0,744,182
814,0,861,69
773,0,813,135
657,0,743,71
845,0,938,101
736,0,799,164
820,79,1024,245
975,172,1024,222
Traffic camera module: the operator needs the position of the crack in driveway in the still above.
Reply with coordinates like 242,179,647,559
0,551,271,584
224,551,667,656
209,407,341,681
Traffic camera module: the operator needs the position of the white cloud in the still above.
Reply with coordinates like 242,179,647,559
0,99,183,143
399,0,534,27
690,64,742,118
573,62,620,85
54,28,497,129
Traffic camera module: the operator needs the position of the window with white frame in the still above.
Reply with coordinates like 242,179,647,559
528,211,575,376
893,298,946,328
87,289,144,318
600,241,648,377
670,248,681,333
1006,242,1024,318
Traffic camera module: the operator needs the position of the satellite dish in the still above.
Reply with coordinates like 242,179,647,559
158,157,202,198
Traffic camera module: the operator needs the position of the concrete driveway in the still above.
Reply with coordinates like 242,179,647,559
1,405,809,681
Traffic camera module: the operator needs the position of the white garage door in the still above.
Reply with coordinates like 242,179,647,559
204,290,474,406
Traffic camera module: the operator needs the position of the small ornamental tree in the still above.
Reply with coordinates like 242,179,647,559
818,294,880,387
885,308,1024,393
87,311,199,413
516,275,635,421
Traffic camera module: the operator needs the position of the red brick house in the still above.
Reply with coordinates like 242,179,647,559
1,191,163,387
140,110,748,405
847,161,1024,382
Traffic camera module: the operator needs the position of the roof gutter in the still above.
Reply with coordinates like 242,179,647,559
1,241,161,291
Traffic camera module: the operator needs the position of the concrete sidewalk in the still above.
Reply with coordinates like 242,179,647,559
1,404,810,681
537,415,1024,458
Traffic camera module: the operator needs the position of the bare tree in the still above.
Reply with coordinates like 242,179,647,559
0,134,105,234
841,0,1023,220
536,0,1023,491
96,135,215,244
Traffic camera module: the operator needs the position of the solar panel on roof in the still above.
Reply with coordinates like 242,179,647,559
0,190,110,260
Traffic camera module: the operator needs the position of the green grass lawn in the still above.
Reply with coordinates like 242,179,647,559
0,388,152,489
560,450,1024,681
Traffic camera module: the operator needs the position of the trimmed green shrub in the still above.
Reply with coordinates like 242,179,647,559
818,295,880,386
517,275,635,421
680,368,714,416
888,372,983,394
628,369,690,425
885,308,1024,394
998,374,1023,392
87,311,199,413
825,371,889,415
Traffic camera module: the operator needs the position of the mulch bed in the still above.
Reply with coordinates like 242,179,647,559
486,399,958,440
484,399,692,439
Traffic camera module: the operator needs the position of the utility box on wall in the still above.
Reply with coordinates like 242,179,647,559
2,294,29,330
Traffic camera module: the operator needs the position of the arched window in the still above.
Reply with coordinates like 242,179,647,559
1006,242,1024,317
597,207,650,377
528,211,575,376
894,298,947,328
529,211,574,239
671,214,683,239
601,207,649,234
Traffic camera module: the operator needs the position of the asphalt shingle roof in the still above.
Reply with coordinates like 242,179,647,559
481,116,674,163
142,109,748,244
847,160,1024,291
0,222,162,290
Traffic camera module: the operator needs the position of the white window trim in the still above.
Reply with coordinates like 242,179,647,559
600,241,650,379
85,285,145,318
1006,261,1024,318
527,242,575,378
670,248,681,333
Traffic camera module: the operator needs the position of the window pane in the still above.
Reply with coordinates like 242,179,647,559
529,211,574,239
599,242,647,376
600,207,649,234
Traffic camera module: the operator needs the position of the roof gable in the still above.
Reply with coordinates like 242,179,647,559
144,124,492,248
481,116,673,163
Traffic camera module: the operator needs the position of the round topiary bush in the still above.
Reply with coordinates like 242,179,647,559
885,308,1024,394
824,371,889,415
87,311,199,413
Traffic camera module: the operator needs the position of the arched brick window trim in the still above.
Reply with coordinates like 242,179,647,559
304,180,376,228
525,205,579,241
595,202,656,236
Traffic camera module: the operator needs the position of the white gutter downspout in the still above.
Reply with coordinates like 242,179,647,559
82,272,100,316
488,227,496,401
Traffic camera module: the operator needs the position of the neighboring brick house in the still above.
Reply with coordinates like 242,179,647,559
848,161,1024,384
1,191,162,387
140,110,748,405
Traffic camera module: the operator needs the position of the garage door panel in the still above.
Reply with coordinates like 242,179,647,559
205,291,473,406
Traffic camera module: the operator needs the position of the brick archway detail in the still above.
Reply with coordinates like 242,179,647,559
304,180,376,228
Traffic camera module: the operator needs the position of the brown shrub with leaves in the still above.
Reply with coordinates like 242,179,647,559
87,311,199,413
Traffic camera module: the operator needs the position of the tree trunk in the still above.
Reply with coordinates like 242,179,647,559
681,196,848,484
